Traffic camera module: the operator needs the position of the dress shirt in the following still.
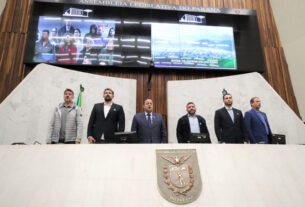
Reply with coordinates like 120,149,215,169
104,103,112,118
225,106,234,123
188,115,200,133
100,103,112,140
145,111,153,124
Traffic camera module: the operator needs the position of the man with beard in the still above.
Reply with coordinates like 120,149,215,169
131,99,167,143
87,88,125,143
176,102,210,143
34,29,55,62
47,89,83,144
214,93,249,144
244,97,272,144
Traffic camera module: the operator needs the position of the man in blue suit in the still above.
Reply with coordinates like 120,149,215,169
244,97,272,144
131,99,167,143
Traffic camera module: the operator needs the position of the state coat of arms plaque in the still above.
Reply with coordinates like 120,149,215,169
156,149,202,204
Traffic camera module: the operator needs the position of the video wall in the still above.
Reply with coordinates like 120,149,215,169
24,0,264,72
34,16,119,66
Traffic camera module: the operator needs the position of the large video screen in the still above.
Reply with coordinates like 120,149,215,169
34,16,120,66
25,1,265,72
151,23,237,70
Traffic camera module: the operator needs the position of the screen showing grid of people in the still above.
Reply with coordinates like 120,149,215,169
151,23,237,70
34,16,120,66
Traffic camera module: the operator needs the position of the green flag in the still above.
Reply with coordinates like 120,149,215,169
76,85,84,109
222,89,228,96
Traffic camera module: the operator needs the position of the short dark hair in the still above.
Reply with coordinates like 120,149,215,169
42,29,49,35
64,88,74,95
223,93,232,100
144,98,153,104
186,102,195,107
74,28,81,35
104,88,114,95
250,97,259,104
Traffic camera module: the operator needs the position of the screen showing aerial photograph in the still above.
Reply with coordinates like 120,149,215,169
151,23,237,70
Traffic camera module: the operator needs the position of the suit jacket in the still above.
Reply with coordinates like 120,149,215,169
87,103,125,142
244,108,272,144
176,114,210,143
214,107,249,143
131,112,167,143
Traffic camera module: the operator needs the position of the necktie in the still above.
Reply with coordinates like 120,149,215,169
257,112,269,134
147,113,152,127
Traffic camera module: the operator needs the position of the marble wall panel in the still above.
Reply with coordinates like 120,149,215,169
0,64,136,144
167,72,305,144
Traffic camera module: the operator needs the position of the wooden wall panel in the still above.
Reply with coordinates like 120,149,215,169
0,0,300,121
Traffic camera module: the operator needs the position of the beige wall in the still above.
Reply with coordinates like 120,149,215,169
0,0,6,17
270,0,305,121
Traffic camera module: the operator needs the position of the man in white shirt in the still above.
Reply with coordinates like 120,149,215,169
176,102,210,143
214,93,249,144
87,88,125,143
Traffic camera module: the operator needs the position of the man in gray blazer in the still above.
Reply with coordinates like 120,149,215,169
131,99,167,143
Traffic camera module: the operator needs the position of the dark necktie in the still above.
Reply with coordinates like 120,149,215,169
147,113,152,127
257,112,269,134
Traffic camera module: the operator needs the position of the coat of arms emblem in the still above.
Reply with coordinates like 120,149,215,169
156,149,202,204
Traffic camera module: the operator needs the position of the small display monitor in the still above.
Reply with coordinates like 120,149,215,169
190,133,211,143
114,131,138,143
271,134,286,144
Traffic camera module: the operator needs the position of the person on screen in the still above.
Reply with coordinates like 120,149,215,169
94,25,106,57
50,28,58,45
47,89,83,144
56,33,77,64
87,88,125,144
104,27,116,65
131,99,167,143
84,24,98,40
74,28,83,62
34,29,55,62
244,97,272,144
214,93,249,144
76,36,98,65
58,20,75,37
50,27,60,52
176,102,210,143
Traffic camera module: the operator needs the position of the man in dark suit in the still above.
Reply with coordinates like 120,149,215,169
244,97,272,144
131,99,167,143
176,102,210,143
214,93,249,144
87,88,125,143
58,20,75,37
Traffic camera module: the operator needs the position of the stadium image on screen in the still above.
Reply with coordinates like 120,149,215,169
151,23,237,70
34,16,119,66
